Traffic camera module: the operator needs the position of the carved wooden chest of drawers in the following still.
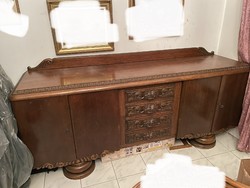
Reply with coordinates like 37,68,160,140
10,47,250,179
123,83,181,146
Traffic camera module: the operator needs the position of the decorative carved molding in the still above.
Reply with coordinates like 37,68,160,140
34,150,110,170
126,115,172,131
126,101,173,117
27,59,54,72
125,86,174,103
198,47,214,56
125,129,170,144
13,65,249,96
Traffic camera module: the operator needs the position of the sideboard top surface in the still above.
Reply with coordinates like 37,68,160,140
11,47,250,101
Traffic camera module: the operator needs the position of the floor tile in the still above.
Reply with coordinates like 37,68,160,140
81,160,116,187
112,155,146,179
169,146,204,160
140,149,169,165
27,128,244,188
216,132,238,151
227,127,240,139
44,168,81,188
173,139,185,146
192,158,213,167
197,141,228,157
231,150,250,159
118,172,145,188
29,172,45,188
83,180,119,188
207,152,241,180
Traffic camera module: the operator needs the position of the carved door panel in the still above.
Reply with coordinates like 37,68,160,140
212,73,249,132
12,96,76,169
177,77,221,138
69,90,121,159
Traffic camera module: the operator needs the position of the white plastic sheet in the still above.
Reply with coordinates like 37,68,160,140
0,65,33,188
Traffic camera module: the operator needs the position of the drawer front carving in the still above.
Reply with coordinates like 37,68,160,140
126,115,172,132
125,129,170,144
125,85,174,103
122,82,181,146
126,101,173,117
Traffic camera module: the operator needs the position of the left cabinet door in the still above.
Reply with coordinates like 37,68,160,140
69,90,121,159
11,96,76,169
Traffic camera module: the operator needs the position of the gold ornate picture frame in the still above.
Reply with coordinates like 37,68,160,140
128,0,184,7
47,0,114,55
13,0,20,13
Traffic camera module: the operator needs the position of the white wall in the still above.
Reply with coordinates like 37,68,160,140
0,0,231,85
217,0,243,60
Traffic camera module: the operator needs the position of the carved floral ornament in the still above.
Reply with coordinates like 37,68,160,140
37,150,110,169
126,129,170,144
126,115,172,131
46,0,185,55
125,86,174,102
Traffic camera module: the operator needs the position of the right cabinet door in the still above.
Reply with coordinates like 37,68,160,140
212,73,248,132
177,77,221,138
177,72,248,139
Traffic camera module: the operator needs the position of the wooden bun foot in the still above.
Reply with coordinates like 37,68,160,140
188,134,216,149
63,161,95,180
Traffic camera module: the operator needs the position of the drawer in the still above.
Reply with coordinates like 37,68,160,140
126,100,173,117
125,84,175,103
125,128,171,145
125,114,172,132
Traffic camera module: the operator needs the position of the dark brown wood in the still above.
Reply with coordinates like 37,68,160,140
11,49,249,101
177,77,222,139
69,90,121,158
177,72,248,148
10,48,250,179
212,73,249,132
63,161,95,180
11,96,76,169
27,47,213,71
121,83,181,147
188,135,216,149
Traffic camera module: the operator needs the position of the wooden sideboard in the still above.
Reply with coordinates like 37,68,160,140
10,48,249,179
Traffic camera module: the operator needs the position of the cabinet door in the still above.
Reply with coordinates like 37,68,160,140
212,73,248,132
177,77,221,138
12,96,76,169
69,90,120,158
